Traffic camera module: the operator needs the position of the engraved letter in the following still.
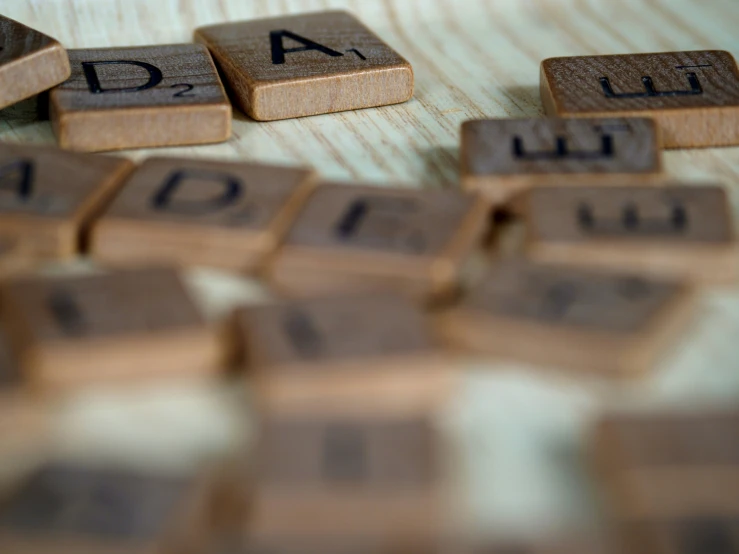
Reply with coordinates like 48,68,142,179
270,30,344,65
0,159,33,200
151,170,242,215
82,60,163,94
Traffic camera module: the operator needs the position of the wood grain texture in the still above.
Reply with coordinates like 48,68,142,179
461,117,663,203
195,11,413,121
0,267,222,391
91,157,316,272
1,0,739,541
50,44,231,152
438,261,698,377
0,464,213,554
517,185,739,284
0,143,133,259
269,183,489,300
234,292,455,414
541,51,739,148
0,15,70,110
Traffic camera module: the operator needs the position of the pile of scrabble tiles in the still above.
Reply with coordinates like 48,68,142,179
1,8,738,554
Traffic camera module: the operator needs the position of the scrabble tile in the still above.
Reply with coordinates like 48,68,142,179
541,51,739,148
0,267,222,391
593,410,739,519
620,517,739,554
516,186,738,284
195,11,414,121
91,157,316,272
50,44,231,152
0,143,133,260
0,464,213,553
460,117,663,202
246,412,443,538
0,15,71,110
438,261,696,376
233,292,455,414
268,184,489,300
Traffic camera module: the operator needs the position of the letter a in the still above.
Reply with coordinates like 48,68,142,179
82,60,163,94
270,30,344,65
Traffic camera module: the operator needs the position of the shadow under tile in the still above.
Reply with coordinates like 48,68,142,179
504,85,545,117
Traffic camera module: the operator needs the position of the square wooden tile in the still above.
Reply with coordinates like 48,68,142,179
0,15,70,110
0,143,133,259
438,261,696,376
195,11,414,121
91,158,316,272
0,267,222,391
593,410,739,519
516,186,738,284
50,44,231,152
234,292,455,414
541,51,739,148
268,183,490,300
246,412,444,539
460,117,663,202
0,464,213,554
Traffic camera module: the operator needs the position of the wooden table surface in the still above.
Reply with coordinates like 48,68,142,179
2,0,739,541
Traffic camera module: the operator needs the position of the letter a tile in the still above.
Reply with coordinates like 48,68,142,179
91,157,316,272
541,51,739,148
461,117,663,203
268,183,490,300
0,143,133,260
0,267,222,391
0,15,71,110
50,44,232,152
195,11,414,121
438,261,696,376
516,186,738,284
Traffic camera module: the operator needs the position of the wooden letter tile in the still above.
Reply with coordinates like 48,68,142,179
91,158,316,272
517,186,738,284
541,51,739,148
438,261,696,376
0,464,213,553
0,15,70,110
0,143,133,260
593,410,739,519
460,117,663,202
0,267,222,391
247,412,443,538
234,292,455,413
195,11,414,121
50,44,231,152
268,183,489,300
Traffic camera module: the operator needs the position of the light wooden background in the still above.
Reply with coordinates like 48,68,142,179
2,0,739,542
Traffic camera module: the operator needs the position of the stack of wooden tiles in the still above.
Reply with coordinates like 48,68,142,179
225,292,456,548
